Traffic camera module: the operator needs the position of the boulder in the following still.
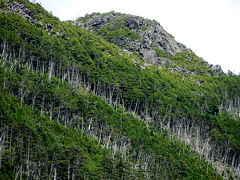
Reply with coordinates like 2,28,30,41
211,65,223,73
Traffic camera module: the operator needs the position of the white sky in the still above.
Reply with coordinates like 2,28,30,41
35,0,240,73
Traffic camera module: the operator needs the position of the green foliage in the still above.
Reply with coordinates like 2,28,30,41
167,32,175,38
78,11,121,23
140,25,149,31
0,0,5,7
171,51,213,75
0,62,221,179
0,87,138,179
96,18,140,41
1,5,238,153
81,12,102,22
0,0,240,179
153,46,172,58
0,151,14,180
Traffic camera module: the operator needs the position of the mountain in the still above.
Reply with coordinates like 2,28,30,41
74,12,185,61
0,0,240,179
72,12,223,75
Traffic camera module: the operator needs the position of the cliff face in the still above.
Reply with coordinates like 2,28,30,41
73,12,186,65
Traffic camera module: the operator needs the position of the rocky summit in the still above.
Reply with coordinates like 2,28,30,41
73,12,186,65
72,12,223,75
1,1,239,179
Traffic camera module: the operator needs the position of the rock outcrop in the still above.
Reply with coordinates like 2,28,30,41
0,0,40,26
0,0,65,37
210,64,223,73
73,12,187,65
73,12,224,76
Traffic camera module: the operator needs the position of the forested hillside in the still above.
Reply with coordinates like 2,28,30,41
0,0,240,179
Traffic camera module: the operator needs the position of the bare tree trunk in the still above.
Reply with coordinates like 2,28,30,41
15,165,22,180
54,167,57,180
68,164,70,180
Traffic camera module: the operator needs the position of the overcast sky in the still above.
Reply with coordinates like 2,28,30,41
35,0,240,74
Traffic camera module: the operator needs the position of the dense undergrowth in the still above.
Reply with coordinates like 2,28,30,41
0,0,240,179
0,58,221,179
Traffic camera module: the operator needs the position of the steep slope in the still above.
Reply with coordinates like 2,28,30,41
73,12,223,75
74,12,185,61
0,0,240,179
73,14,240,177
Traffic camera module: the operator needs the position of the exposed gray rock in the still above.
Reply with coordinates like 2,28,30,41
143,49,159,64
73,12,187,65
211,64,223,73
73,12,223,76
46,24,53,32
1,0,63,37
205,63,224,75
196,80,204,85
159,57,174,66
2,1,38,25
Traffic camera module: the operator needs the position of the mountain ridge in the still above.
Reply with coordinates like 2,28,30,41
0,0,240,179
72,11,224,75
